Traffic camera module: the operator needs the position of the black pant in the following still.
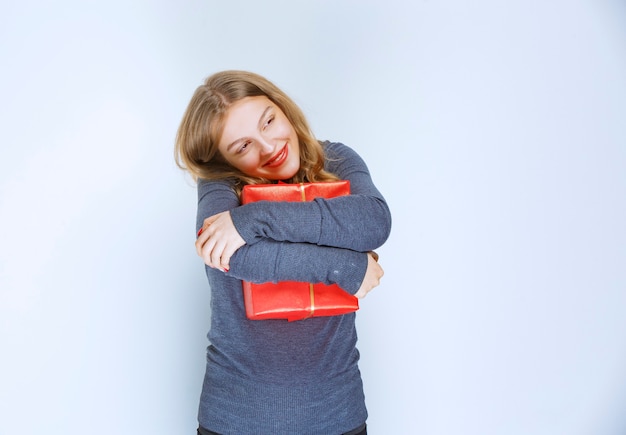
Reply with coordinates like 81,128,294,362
197,423,367,435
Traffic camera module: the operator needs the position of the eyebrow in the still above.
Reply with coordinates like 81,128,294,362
225,105,273,153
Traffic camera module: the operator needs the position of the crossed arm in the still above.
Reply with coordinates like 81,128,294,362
194,143,391,298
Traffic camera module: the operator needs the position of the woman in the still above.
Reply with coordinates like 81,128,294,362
175,70,391,435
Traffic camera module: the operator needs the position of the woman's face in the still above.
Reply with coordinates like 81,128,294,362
217,96,301,180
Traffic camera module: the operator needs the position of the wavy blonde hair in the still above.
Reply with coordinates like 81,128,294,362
174,70,338,194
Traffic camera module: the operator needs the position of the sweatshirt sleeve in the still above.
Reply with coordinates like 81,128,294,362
195,178,240,235
227,240,368,294
229,142,391,252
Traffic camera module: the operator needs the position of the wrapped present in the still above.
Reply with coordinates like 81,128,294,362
241,181,359,321
242,180,350,203
242,281,359,322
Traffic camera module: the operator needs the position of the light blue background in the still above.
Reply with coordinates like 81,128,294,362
1,1,625,434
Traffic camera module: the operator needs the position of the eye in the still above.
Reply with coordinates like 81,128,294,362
237,140,252,154
263,115,275,129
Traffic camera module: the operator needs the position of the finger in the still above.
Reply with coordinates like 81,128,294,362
220,245,238,272
356,287,371,299
201,237,217,266
204,214,219,225
199,215,217,237
196,231,212,257
195,225,211,256
220,253,232,272
195,236,205,257
210,241,226,270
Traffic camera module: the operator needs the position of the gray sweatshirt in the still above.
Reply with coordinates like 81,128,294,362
195,142,392,434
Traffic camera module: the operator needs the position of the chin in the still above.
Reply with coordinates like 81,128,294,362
283,163,300,180
262,156,300,181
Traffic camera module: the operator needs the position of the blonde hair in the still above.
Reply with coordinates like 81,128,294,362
174,70,338,193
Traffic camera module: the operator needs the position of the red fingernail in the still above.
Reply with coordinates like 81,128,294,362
197,227,203,237
224,268,229,273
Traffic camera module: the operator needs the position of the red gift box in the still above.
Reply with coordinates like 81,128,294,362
241,181,359,321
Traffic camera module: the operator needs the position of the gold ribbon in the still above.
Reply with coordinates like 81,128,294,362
300,183,315,319
299,183,306,201
307,283,315,318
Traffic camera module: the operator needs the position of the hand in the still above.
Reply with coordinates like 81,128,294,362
196,211,245,271
354,251,384,299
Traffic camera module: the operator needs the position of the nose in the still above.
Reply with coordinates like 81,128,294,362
257,136,275,155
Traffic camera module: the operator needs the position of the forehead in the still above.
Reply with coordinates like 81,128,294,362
223,96,272,130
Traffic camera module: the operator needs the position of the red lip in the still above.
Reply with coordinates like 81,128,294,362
263,144,288,168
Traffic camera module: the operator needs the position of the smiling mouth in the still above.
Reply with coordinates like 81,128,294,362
263,144,288,167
